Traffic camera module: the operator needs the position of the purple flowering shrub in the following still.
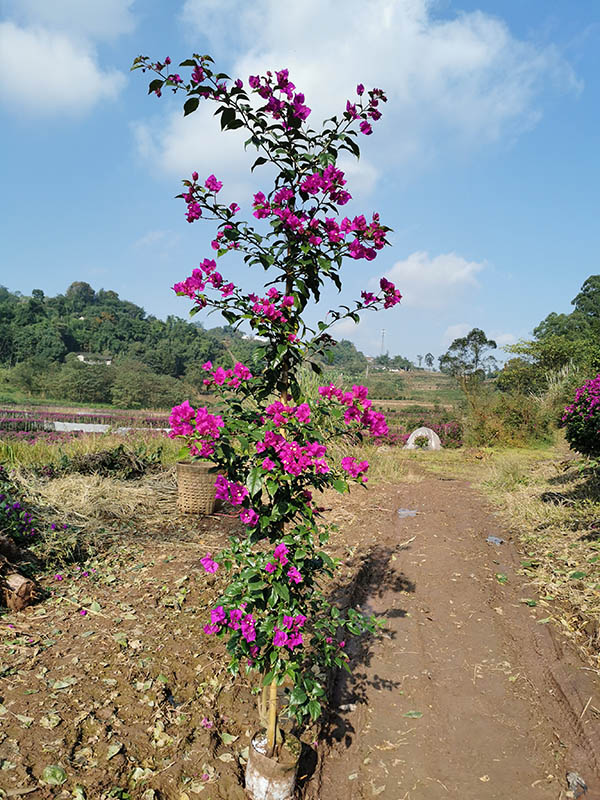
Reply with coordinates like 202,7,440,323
0,466,71,552
0,465,39,545
561,373,600,458
134,53,401,749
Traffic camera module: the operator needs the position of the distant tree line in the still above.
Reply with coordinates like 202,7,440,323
0,282,260,407
0,282,418,407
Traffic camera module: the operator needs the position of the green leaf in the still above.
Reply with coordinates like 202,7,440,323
251,156,268,172
220,108,236,130
274,582,289,603
403,710,423,718
183,97,199,116
569,571,586,580
107,742,123,760
246,466,263,497
41,765,68,786
308,700,321,721
290,687,307,705
332,478,348,494
148,79,163,95
262,670,276,686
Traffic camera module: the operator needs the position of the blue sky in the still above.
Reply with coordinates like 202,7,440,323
1,0,598,362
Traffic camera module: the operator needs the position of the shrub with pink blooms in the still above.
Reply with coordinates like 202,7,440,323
133,52,401,753
561,373,600,459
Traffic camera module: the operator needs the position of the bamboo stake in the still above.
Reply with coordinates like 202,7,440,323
258,682,268,728
266,678,278,758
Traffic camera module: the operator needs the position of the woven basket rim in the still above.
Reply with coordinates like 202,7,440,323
176,460,217,471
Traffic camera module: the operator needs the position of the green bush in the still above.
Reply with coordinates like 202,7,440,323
111,361,188,409
464,389,553,447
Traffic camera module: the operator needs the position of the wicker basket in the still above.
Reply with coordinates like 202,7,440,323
176,461,218,514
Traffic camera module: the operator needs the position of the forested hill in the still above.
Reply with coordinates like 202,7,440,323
0,281,250,375
0,281,397,407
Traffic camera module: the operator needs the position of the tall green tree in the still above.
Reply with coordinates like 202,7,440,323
439,328,497,399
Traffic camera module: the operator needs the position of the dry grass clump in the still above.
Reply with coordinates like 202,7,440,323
328,441,424,484
22,468,179,528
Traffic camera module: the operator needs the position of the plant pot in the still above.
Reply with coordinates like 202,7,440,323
176,461,217,514
245,732,300,800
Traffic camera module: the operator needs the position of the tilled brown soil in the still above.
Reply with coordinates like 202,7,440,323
310,477,600,800
1,474,599,799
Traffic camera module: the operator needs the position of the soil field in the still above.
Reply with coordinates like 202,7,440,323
1,469,599,799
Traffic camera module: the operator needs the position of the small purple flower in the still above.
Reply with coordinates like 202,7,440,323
239,508,259,527
273,628,288,647
287,566,302,584
200,553,219,573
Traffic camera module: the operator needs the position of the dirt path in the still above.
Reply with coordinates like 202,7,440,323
311,476,600,800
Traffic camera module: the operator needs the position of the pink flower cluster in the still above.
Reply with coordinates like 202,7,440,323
344,85,387,135
265,401,311,426
204,604,257,645
247,287,295,324
317,384,388,437
301,165,351,206
248,68,311,127
205,174,223,193
256,431,329,477
240,507,259,527
341,456,369,482
215,474,249,505
201,360,253,389
172,258,235,304
183,173,222,218
252,189,389,262
563,374,600,422
273,614,306,650
379,277,402,308
168,401,225,458
265,543,303,584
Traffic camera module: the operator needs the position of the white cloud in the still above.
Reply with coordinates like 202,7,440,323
133,230,171,248
384,251,485,309
131,104,261,200
132,109,379,204
442,323,471,345
177,0,580,163
0,22,125,115
135,0,580,188
492,331,516,347
3,0,136,41
131,228,182,262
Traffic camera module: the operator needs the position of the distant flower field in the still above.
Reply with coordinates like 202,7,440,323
0,407,170,442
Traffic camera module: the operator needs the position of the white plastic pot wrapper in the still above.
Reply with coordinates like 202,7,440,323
245,733,300,800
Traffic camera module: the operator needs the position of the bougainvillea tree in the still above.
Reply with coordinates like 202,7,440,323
132,53,401,757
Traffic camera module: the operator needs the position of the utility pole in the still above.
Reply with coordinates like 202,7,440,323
380,329,385,356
